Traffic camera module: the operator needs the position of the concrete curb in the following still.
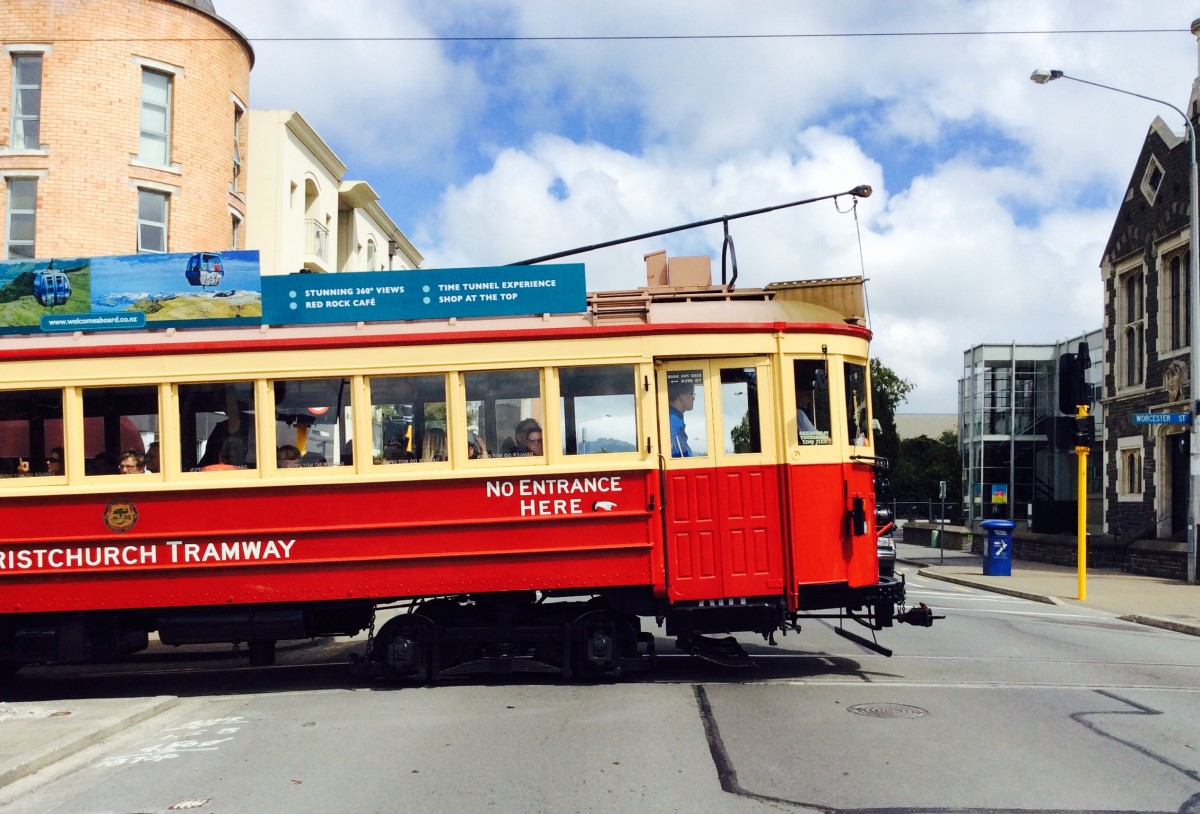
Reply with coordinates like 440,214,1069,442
913,565,1200,638
1118,614,1200,638
916,569,1064,606
0,695,179,789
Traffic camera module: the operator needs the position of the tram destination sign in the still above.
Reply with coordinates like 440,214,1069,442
261,264,586,325
1132,412,1193,425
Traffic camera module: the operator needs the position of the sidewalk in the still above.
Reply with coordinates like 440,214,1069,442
898,541,1200,637
0,696,178,791
0,635,332,792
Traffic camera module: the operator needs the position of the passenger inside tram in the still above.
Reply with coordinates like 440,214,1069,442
420,427,448,462
467,430,486,459
500,418,542,456
201,437,247,471
277,444,301,468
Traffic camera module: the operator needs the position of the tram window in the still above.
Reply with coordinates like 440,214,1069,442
0,388,63,477
794,360,832,445
845,362,870,446
180,381,257,471
465,369,543,459
81,385,159,475
273,377,352,467
666,369,707,457
559,365,637,455
720,367,760,454
369,374,448,464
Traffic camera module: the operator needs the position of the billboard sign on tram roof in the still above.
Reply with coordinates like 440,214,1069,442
259,264,586,326
0,250,263,335
0,254,584,335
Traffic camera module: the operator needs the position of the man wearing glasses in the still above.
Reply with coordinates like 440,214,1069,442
117,449,147,474
46,448,64,476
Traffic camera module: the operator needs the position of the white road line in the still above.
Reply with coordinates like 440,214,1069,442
924,607,1118,619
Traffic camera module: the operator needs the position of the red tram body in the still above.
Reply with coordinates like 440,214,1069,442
0,264,928,680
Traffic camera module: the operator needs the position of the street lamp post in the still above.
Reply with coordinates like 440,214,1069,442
1031,68,1200,584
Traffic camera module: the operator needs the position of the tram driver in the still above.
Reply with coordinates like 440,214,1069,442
668,381,694,457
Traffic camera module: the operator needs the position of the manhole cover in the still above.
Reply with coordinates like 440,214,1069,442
847,703,928,719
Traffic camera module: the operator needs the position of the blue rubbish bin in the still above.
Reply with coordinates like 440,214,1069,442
980,519,1014,576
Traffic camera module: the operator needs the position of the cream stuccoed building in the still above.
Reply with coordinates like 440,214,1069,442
1,0,420,273
245,110,421,276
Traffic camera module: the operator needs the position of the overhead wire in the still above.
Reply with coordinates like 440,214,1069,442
26,27,1187,44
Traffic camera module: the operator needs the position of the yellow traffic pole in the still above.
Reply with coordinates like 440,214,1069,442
1076,404,1089,601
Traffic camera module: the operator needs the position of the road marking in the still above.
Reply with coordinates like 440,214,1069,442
94,716,245,769
907,607,1114,619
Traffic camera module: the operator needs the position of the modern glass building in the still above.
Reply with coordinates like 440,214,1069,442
959,330,1102,531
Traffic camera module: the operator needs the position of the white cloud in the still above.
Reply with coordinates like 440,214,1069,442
217,0,1200,411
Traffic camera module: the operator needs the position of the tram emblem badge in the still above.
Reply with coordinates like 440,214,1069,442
103,500,139,533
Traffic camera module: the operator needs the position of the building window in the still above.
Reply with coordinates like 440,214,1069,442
1119,268,1145,388
366,239,377,270
231,104,243,193
1140,155,1165,205
5,178,37,259
1164,251,1191,352
10,54,42,150
1118,438,1143,500
137,189,168,253
139,69,172,166
231,212,241,250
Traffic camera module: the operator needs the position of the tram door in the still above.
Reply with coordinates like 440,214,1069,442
657,358,784,601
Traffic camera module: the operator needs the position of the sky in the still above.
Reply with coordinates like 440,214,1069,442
218,1,1200,414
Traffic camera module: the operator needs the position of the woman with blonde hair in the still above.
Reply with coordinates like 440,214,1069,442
420,427,448,462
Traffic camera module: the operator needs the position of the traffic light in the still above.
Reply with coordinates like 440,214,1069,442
1073,411,1094,448
1058,341,1091,414
1050,415,1076,452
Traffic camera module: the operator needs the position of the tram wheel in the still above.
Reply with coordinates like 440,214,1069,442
571,610,637,681
369,613,435,682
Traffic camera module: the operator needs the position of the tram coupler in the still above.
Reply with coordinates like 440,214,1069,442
897,603,942,627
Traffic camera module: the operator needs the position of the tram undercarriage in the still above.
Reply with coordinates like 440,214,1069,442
0,579,934,681
359,578,935,681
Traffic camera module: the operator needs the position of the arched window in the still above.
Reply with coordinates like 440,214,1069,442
1120,269,1145,388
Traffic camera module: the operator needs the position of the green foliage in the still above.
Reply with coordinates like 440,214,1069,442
870,358,914,408
731,413,752,453
870,358,913,496
891,431,961,503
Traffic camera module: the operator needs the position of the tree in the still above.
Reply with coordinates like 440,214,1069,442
891,430,962,516
870,358,913,499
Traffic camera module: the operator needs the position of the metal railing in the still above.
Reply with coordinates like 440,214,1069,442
887,501,961,524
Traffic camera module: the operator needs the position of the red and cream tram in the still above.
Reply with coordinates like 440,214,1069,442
0,250,932,682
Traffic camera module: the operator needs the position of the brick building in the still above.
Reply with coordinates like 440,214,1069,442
1,0,419,271
2,0,252,257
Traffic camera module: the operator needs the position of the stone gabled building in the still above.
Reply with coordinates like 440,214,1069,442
1100,84,1198,575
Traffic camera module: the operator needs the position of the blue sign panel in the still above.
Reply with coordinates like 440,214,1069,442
261,265,586,326
1132,413,1193,425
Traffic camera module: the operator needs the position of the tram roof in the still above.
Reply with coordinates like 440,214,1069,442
0,277,870,362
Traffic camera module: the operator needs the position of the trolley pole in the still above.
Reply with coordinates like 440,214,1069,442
1076,405,1090,601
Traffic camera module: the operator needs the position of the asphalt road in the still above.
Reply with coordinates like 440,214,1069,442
2,564,1199,813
